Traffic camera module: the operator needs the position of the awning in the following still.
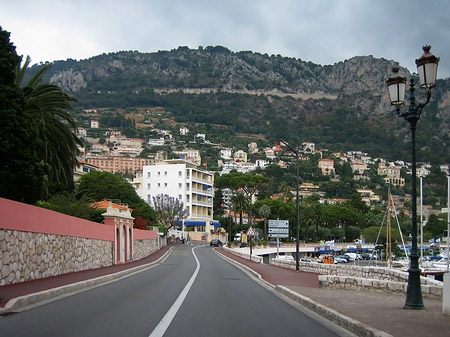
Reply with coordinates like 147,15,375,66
212,221,221,227
184,221,206,226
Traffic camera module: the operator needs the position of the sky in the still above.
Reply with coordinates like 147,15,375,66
1,0,449,79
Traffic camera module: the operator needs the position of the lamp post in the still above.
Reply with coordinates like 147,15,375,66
279,140,300,271
386,45,439,310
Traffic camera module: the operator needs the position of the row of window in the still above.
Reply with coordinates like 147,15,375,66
147,182,185,189
147,171,184,178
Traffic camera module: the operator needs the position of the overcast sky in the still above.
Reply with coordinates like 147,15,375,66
1,0,449,79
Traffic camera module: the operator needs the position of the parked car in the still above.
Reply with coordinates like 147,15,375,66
299,258,317,263
335,255,349,263
210,239,223,247
344,253,361,261
275,255,294,261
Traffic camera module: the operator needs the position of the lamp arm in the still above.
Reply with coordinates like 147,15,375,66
397,79,432,121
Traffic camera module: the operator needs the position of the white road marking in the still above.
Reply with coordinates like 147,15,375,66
149,246,200,337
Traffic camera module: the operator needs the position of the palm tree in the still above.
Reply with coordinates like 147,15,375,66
278,181,293,201
231,192,248,226
15,56,82,194
258,204,271,239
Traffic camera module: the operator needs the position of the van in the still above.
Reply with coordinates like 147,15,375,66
344,253,357,261
320,254,335,264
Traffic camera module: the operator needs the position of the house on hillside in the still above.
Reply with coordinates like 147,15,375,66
318,158,335,175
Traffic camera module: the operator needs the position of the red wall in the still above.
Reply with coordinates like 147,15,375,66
133,228,158,240
0,198,114,241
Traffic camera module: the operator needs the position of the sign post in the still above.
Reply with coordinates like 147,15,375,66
268,220,289,259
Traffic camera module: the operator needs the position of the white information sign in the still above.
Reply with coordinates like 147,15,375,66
268,220,289,228
268,220,289,238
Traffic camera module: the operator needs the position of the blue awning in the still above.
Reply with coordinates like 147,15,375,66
212,221,221,227
184,221,206,226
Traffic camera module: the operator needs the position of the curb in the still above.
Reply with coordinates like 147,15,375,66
215,248,392,337
276,286,393,337
0,246,174,314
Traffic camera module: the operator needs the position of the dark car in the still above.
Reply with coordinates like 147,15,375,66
210,239,223,247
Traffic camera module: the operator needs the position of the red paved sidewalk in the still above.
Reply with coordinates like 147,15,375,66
0,245,171,308
217,247,319,288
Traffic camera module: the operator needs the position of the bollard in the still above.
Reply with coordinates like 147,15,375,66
444,272,450,315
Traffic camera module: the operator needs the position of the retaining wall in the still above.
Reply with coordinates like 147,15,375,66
0,198,162,286
272,258,443,299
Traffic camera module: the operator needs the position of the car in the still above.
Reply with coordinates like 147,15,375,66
335,255,348,263
210,239,223,247
299,258,317,263
275,255,294,261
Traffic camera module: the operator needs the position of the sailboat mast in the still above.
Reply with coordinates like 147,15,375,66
388,186,392,268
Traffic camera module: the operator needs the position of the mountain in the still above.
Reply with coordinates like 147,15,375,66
30,46,450,164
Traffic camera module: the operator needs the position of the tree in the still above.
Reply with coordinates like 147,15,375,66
152,194,187,229
0,27,46,203
258,204,271,239
425,214,447,239
36,193,104,222
278,181,293,200
215,172,270,225
16,56,82,194
76,171,156,223
76,171,142,205
231,192,248,225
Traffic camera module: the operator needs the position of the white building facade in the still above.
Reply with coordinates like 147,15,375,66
141,159,219,242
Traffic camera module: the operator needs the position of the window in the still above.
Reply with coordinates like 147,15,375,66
164,171,167,176
178,171,182,177
178,183,182,189
147,183,151,189
157,183,161,188
158,171,161,176
147,195,151,202
186,183,190,190
186,195,190,202
164,182,168,187
178,195,182,200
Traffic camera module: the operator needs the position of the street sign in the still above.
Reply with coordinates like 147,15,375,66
246,226,256,237
268,220,289,228
269,228,289,234
268,233,288,238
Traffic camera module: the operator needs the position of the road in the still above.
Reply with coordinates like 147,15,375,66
0,244,354,337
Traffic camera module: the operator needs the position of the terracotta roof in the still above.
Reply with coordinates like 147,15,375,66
90,199,131,211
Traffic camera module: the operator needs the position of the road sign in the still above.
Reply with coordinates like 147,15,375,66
269,228,289,234
246,226,256,237
268,233,288,238
268,220,289,228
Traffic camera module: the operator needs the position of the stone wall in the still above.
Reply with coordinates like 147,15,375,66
318,275,443,299
272,258,443,299
0,229,113,286
133,237,164,260
272,259,441,286
222,246,263,263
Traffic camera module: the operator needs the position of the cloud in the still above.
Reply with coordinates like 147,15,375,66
0,0,448,78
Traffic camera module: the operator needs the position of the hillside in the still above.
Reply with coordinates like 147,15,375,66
30,46,450,164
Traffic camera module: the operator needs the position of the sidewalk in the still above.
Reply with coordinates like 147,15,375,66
1,244,449,337
217,247,450,337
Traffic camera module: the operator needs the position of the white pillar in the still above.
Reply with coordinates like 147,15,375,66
443,272,450,315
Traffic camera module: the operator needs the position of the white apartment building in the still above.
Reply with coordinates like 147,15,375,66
141,159,218,242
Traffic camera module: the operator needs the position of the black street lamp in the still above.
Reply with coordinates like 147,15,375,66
386,45,439,310
279,140,300,271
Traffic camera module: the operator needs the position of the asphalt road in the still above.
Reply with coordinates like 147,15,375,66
0,244,354,337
